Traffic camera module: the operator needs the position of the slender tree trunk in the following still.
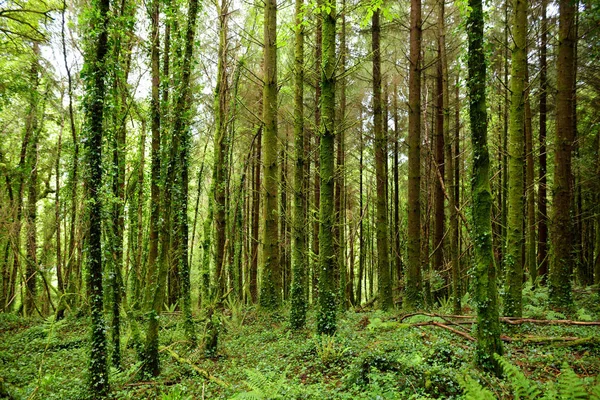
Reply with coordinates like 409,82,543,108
450,77,460,313
524,63,536,284
357,111,364,305
213,0,230,298
142,0,164,377
336,0,347,310
537,0,548,282
406,0,422,310
467,0,503,373
250,129,261,303
504,0,527,317
317,1,336,335
24,43,40,317
549,0,576,308
372,9,392,310
260,0,280,308
433,3,446,299
393,84,401,299
290,0,307,328
312,0,322,305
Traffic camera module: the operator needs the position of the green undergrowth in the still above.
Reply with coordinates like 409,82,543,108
1,290,599,399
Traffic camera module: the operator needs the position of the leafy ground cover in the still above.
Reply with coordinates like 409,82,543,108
1,287,599,399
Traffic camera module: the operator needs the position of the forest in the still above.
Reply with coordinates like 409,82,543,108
0,0,599,397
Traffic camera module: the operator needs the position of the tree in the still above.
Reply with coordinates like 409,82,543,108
372,7,392,310
290,0,307,329
405,0,422,310
504,0,527,317
537,0,548,283
260,0,280,309
317,0,336,335
81,0,111,393
549,0,576,308
466,0,503,373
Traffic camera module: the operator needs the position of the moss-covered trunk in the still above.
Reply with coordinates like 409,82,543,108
549,0,576,308
504,0,527,317
372,9,392,310
290,0,307,329
317,0,336,335
466,0,503,373
260,0,280,308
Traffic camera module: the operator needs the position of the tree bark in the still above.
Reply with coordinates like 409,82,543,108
317,1,336,335
467,0,503,373
549,0,576,308
504,0,527,317
406,0,423,310
260,0,280,308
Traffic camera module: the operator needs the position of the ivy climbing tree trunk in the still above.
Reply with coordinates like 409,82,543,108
81,0,110,392
317,0,336,335
505,0,527,317
290,0,307,329
466,0,503,373
213,0,230,299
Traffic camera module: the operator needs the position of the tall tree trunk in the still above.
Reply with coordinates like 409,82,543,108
504,0,527,317
173,0,200,341
312,0,322,305
524,63,536,284
142,0,163,377
260,0,280,308
144,0,161,311
467,0,503,373
450,76,460,313
250,129,261,303
393,84,401,299
537,0,548,282
317,1,336,335
336,0,347,310
82,0,110,392
406,0,422,310
433,2,446,300
372,9,392,310
357,110,364,305
290,0,307,329
24,43,40,317
213,0,230,298
549,0,576,308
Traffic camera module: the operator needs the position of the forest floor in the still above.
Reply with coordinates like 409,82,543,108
1,286,599,399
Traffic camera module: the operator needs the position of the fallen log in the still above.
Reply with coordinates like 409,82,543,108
412,321,476,342
160,346,229,387
398,312,600,326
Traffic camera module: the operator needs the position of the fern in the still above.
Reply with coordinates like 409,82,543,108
557,363,587,400
590,383,600,400
459,375,496,400
230,367,288,400
495,354,541,399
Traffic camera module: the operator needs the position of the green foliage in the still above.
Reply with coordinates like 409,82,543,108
314,335,350,366
230,368,288,400
460,355,600,400
460,375,496,400
495,354,542,399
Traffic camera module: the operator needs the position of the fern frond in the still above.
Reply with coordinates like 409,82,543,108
590,382,600,400
460,375,496,400
494,354,541,399
557,363,587,400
